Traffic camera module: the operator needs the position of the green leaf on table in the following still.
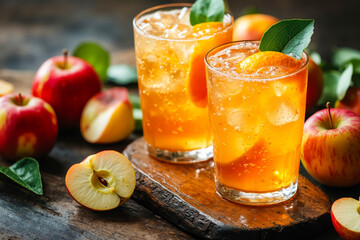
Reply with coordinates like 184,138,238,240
129,94,142,131
0,158,43,195
133,108,143,131
259,19,314,59
333,48,360,68
317,70,341,106
309,51,322,65
351,59,360,74
107,65,138,85
337,63,353,100
73,42,110,81
190,0,225,26
352,73,360,87
129,93,141,109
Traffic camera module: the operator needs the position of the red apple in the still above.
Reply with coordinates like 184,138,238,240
80,87,134,144
65,150,136,211
331,197,360,240
0,93,58,160
306,58,324,110
301,104,360,187
32,50,101,129
335,87,360,116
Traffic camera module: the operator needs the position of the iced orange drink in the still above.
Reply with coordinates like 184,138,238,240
133,4,233,162
206,41,308,204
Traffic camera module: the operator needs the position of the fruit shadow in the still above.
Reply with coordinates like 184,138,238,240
300,163,360,202
74,198,154,225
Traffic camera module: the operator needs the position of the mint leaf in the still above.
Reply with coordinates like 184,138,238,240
0,158,43,195
190,0,225,26
107,65,138,85
73,42,110,82
259,19,314,59
333,48,360,68
317,70,341,106
337,63,353,100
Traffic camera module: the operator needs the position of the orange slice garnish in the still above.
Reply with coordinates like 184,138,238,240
0,80,14,97
238,51,301,73
186,22,230,108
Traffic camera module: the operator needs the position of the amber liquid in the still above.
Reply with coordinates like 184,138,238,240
207,42,308,192
134,6,232,151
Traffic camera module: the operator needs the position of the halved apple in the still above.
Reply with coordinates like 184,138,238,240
331,197,360,240
65,150,136,211
80,87,134,144
0,80,14,97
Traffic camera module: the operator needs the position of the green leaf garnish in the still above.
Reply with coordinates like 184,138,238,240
259,19,314,59
337,63,353,100
0,158,43,195
107,65,138,85
190,0,225,26
73,42,110,82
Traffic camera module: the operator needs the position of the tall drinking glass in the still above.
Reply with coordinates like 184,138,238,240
133,4,233,163
205,41,309,204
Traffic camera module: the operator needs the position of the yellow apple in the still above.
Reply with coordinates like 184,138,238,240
0,80,14,97
65,150,136,211
233,14,279,41
80,87,134,144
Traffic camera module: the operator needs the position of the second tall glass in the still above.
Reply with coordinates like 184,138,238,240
133,4,233,163
206,41,309,205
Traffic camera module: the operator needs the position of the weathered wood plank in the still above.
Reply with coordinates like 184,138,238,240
0,70,194,240
124,137,332,240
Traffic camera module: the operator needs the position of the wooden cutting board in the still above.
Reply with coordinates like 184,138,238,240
124,137,332,240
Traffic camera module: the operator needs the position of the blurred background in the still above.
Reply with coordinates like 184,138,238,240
0,0,359,71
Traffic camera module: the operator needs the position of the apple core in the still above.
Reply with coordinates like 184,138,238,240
91,170,116,194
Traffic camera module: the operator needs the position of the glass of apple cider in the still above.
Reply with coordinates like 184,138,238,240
205,41,309,204
133,4,233,163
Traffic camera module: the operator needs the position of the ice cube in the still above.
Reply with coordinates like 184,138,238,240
213,109,262,164
267,102,299,126
227,109,261,134
168,23,193,39
177,7,190,24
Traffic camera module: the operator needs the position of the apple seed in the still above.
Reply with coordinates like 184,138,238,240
98,177,109,188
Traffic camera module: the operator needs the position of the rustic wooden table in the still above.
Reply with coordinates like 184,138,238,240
1,0,360,237
0,60,359,239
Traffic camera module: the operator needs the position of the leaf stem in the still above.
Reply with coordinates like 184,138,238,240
326,102,334,129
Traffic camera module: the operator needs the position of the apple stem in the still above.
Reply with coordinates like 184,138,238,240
62,49,68,69
326,102,334,129
18,93,23,106
98,177,108,188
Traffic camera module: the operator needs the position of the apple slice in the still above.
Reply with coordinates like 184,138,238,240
80,87,134,144
0,80,14,97
331,197,360,240
65,150,136,211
